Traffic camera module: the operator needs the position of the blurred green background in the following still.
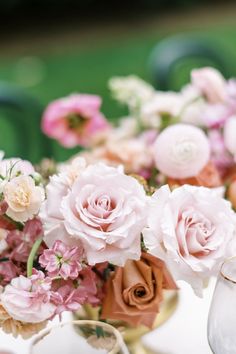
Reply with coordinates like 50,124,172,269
0,1,236,161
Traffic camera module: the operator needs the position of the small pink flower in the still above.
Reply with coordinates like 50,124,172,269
78,267,101,306
191,67,226,103
0,261,19,286
0,201,8,215
41,94,110,148
202,104,230,128
51,283,86,315
208,129,233,175
0,270,56,323
153,124,210,178
224,115,236,161
226,79,236,110
39,241,83,280
7,218,43,263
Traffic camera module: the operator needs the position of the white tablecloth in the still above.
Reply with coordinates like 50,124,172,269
0,280,215,354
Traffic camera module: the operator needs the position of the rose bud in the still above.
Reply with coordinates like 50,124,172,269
101,253,177,328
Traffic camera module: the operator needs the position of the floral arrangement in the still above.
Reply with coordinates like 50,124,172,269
1,67,236,341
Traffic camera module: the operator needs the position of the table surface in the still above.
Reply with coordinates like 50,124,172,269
0,279,215,354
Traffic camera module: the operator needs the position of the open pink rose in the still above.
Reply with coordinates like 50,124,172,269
153,124,210,178
40,163,148,266
0,270,56,323
191,67,226,103
41,94,110,148
143,185,236,296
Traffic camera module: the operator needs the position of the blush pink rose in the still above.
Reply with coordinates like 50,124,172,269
153,124,210,179
191,67,227,103
40,163,148,266
0,270,56,323
143,185,236,296
41,94,110,148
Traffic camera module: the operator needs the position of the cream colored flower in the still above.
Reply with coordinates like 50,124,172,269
58,157,87,187
0,304,46,339
109,75,154,110
4,175,44,222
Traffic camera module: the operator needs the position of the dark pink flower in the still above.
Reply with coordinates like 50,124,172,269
0,261,19,286
7,218,43,263
39,241,83,280
41,94,110,148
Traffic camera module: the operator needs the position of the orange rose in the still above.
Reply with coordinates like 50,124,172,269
101,253,177,328
168,161,222,188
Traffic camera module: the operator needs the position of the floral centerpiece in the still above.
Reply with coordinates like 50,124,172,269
1,67,236,352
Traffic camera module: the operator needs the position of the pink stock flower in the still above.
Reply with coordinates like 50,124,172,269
7,218,43,263
0,201,8,216
51,283,86,315
78,267,102,306
41,163,148,266
202,104,230,128
191,67,226,103
51,267,101,315
224,115,236,161
226,79,236,111
208,129,233,175
39,240,83,280
153,124,210,178
41,94,110,148
0,270,56,323
143,185,236,296
0,261,19,286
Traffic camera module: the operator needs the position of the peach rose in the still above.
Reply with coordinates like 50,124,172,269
101,252,177,328
167,161,222,188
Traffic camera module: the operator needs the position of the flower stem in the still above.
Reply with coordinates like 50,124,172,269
27,237,43,277
0,257,9,263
